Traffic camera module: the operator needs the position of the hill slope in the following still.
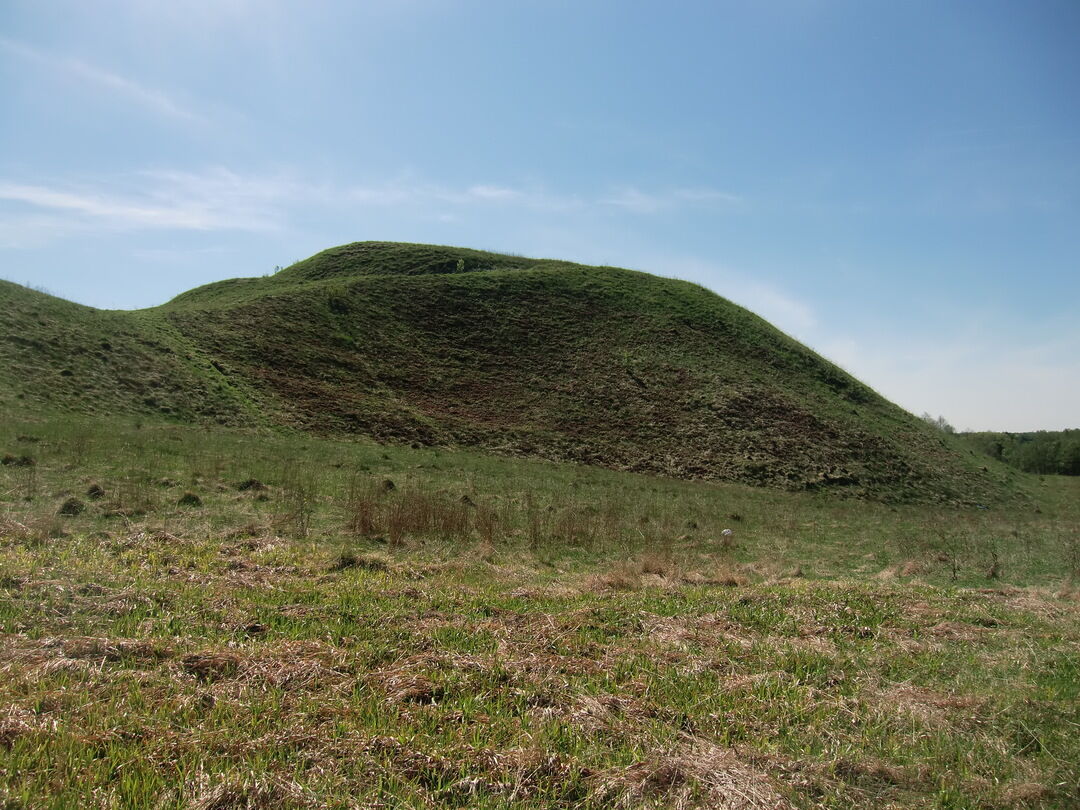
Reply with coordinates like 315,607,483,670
1,242,1012,502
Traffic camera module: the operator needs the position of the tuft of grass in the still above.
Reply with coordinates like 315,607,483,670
57,497,85,516
330,550,389,572
176,491,202,507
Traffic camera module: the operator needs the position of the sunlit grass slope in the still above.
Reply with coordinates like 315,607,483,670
1,242,1019,502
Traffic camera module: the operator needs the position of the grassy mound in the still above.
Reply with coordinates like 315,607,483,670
0,243,1018,503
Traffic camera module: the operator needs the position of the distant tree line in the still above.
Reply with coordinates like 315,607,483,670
961,429,1080,476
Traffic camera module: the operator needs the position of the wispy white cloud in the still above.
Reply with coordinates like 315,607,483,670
600,186,741,214
0,37,203,124
344,181,742,215
0,171,553,242
342,180,581,212
0,169,291,237
0,182,216,229
466,184,523,201
0,169,741,248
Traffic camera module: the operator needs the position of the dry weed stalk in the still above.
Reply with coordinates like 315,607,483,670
345,478,481,547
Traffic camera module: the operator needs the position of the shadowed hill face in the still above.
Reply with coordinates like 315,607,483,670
0,243,1012,503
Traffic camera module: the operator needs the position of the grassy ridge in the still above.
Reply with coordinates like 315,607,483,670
1,243,1019,503
0,280,264,425
1,412,1077,808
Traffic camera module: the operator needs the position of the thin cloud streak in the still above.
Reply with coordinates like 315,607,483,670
343,180,583,212
466,185,522,200
0,169,289,235
600,186,742,214
0,37,203,124
0,182,216,229
0,169,737,242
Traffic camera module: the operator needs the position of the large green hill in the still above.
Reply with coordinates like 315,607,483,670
1,241,1014,502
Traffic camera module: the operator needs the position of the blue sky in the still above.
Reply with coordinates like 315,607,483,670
2,0,1077,431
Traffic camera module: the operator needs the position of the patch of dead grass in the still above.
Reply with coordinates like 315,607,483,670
590,736,794,809
506,584,580,600
588,555,748,592
873,682,986,725
925,620,987,641
373,671,445,705
180,642,351,691
187,772,318,810
0,635,173,678
0,513,64,545
0,705,58,748
1001,781,1054,806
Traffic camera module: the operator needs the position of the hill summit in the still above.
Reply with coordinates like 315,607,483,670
1,241,1008,502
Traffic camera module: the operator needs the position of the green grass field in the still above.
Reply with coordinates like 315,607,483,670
2,411,1077,808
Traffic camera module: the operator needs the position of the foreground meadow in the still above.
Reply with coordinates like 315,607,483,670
1,414,1078,808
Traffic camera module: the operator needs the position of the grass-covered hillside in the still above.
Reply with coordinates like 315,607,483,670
1,242,1016,503
0,281,261,426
